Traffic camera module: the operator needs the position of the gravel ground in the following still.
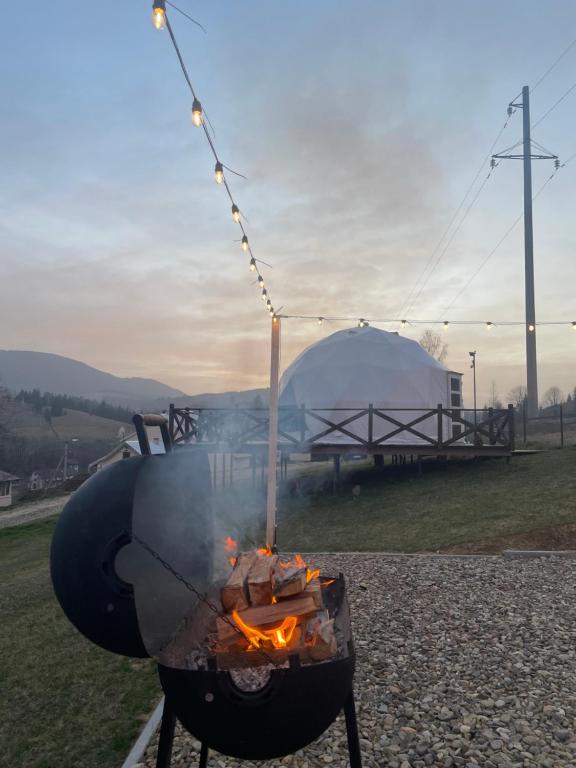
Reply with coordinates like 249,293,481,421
141,554,576,768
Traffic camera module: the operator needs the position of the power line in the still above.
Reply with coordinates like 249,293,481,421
396,114,511,319
531,36,576,93
439,165,565,317
532,80,576,129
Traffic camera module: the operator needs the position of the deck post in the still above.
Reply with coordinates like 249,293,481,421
508,404,515,451
266,317,281,550
488,407,495,445
333,454,341,493
436,404,443,448
368,403,373,445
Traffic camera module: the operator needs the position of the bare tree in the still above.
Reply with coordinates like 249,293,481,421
419,330,448,364
487,381,503,409
507,385,527,408
542,386,563,408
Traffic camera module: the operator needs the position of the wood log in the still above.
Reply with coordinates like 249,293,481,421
247,554,279,606
273,565,307,598
216,594,318,646
221,551,259,612
304,577,323,609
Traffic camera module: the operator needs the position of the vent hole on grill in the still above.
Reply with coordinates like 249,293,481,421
204,692,214,703
228,667,273,693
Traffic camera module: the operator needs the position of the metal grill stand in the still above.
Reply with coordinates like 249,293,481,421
155,691,363,768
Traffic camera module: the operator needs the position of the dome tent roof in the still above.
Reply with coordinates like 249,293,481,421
279,327,455,445
280,326,449,410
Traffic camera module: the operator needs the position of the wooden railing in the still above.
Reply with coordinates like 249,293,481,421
169,403,515,452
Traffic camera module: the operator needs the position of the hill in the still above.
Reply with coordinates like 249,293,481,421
0,350,185,409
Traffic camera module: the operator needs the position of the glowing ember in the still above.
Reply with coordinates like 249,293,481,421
224,536,238,552
231,610,298,650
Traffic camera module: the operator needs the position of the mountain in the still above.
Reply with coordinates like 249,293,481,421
0,350,186,409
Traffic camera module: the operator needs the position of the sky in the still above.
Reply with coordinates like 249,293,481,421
1,0,575,405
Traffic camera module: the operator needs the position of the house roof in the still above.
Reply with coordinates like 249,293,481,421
0,470,20,482
88,435,165,471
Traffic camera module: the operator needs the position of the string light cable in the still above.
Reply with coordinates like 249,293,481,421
276,314,576,331
151,1,277,318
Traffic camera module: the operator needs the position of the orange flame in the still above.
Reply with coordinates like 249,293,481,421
231,610,298,650
257,546,273,556
228,556,238,567
224,536,238,552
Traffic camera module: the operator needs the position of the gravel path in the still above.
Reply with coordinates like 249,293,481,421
0,496,69,529
141,554,576,768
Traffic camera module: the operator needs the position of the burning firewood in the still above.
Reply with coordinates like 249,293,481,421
247,553,279,606
221,551,259,612
216,594,318,647
273,562,307,598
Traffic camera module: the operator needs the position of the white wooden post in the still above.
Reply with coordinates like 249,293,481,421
266,316,281,549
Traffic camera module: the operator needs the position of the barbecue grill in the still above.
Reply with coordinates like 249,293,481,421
50,415,362,768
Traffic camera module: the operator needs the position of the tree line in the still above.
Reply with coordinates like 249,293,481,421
15,389,134,423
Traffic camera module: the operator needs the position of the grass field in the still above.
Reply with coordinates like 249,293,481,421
0,519,160,768
14,403,132,441
272,448,576,552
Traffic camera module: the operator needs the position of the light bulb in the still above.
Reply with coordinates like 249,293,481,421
266,299,272,309
269,307,275,316
249,257,256,272
232,204,240,223
258,276,264,288
261,289,267,301
572,322,576,330
528,323,535,332
443,321,449,330
317,317,324,326
152,0,166,29
358,319,368,328
272,314,278,323
214,161,224,184
401,319,407,328
486,321,493,330
191,98,203,127
241,235,249,252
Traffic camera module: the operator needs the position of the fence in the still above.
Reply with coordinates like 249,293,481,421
169,404,515,454
517,404,576,449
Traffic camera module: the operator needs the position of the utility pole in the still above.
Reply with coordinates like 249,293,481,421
469,351,477,431
492,86,558,417
63,442,69,482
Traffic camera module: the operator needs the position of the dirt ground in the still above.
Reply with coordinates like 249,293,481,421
0,496,69,529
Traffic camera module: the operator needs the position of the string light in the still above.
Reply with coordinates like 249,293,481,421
486,321,493,330
152,0,166,30
528,323,535,332
231,204,241,223
443,321,449,330
572,322,576,330
249,257,256,272
258,275,265,288
317,317,324,326
358,319,369,328
214,161,224,184
241,235,249,252
401,319,407,328
261,288,268,301
191,98,203,127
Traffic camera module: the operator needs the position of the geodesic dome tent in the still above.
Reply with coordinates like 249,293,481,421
279,326,461,445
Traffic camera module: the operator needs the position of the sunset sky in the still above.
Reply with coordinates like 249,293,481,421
1,0,575,405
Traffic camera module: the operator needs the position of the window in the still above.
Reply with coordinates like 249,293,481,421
450,377,461,392
451,392,461,407
0,482,9,497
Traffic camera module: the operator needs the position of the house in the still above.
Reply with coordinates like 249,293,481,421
0,471,20,508
88,430,165,473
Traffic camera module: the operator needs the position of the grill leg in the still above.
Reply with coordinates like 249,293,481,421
343,691,362,768
199,742,209,768
156,701,177,768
